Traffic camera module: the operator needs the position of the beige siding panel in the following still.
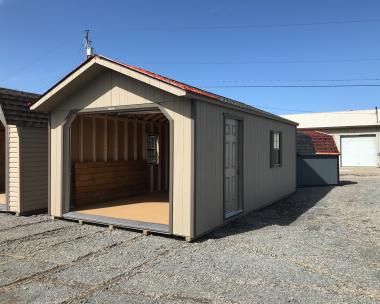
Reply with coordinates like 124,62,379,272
8,125,20,213
95,57,185,97
56,70,178,112
195,100,296,237
19,127,48,213
161,99,193,237
194,102,224,234
50,109,69,216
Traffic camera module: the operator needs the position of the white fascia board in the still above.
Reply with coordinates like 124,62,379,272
31,56,187,112
31,60,97,111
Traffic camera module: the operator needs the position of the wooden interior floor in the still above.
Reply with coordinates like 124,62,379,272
73,192,169,225
0,192,5,205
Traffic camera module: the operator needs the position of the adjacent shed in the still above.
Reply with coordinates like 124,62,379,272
31,55,297,240
297,130,340,186
283,109,380,167
0,88,48,214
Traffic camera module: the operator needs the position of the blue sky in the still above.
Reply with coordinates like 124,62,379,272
0,0,379,115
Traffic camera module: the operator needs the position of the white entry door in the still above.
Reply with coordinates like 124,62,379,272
224,118,240,217
341,135,378,167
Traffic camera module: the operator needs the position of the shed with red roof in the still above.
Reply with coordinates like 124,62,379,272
31,55,297,240
297,130,340,186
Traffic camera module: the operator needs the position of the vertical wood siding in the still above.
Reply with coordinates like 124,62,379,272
8,125,20,212
50,110,66,216
19,127,48,213
0,125,5,192
160,99,193,237
56,70,179,111
70,115,169,196
194,100,296,237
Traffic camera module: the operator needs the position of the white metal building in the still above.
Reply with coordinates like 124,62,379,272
283,109,380,167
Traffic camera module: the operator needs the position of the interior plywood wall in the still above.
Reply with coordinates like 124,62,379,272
70,114,169,195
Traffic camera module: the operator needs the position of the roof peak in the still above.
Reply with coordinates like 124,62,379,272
32,54,297,126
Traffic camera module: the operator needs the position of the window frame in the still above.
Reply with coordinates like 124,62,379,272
270,130,282,168
146,133,160,165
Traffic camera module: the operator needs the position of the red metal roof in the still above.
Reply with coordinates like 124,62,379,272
32,55,297,126
98,55,220,100
297,130,340,155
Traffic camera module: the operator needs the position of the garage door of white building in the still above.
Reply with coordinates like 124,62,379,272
341,135,378,166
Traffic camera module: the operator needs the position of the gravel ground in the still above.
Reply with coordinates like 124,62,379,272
0,167,379,304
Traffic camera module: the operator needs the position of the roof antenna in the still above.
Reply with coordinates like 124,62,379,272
84,29,94,59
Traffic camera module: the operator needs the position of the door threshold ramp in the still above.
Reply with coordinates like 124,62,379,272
63,211,169,234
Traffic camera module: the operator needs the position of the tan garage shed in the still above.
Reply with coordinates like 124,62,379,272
31,55,297,240
0,88,48,214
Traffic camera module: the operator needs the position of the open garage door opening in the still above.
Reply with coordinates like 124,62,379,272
64,109,170,233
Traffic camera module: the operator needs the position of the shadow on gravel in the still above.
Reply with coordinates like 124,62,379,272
203,185,336,240
338,180,358,186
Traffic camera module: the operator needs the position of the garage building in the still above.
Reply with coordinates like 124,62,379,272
31,55,297,240
0,88,48,214
283,109,380,167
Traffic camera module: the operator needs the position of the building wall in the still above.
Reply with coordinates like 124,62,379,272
19,127,48,213
282,109,379,129
312,127,380,167
0,124,5,192
8,125,20,213
194,100,297,237
297,155,339,186
49,70,193,237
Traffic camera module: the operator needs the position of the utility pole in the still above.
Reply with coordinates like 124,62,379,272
84,29,94,59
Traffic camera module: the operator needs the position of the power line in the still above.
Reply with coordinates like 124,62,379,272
184,78,380,83
201,84,380,88
0,38,78,83
253,105,320,113
121,19,380,31
253,105,379,113
135,58,380,65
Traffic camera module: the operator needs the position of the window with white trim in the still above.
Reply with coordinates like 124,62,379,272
270,131,282,167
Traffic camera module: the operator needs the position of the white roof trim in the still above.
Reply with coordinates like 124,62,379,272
31,56,186,111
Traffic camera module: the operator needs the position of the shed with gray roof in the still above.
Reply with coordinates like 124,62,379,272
0,88,48,214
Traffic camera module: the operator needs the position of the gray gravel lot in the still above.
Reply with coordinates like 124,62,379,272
0,167,379,303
